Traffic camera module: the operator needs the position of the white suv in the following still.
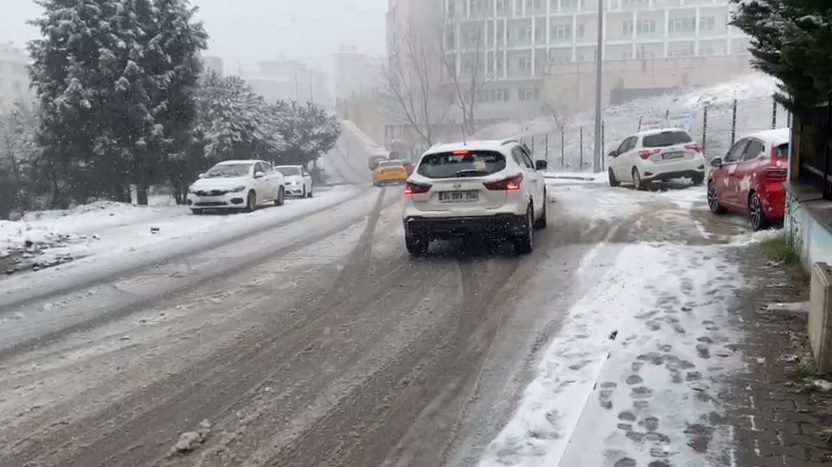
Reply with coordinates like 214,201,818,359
402,140,548,256
607,128,707,190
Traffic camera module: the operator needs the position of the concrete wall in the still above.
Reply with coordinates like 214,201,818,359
542,55,754,109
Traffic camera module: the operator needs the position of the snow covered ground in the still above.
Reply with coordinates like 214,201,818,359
477,73,785,171
0,186,360,275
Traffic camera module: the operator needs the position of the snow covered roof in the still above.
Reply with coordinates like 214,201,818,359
741,127,790,145
216,160,260,165
635,127,687,137
427,140,512,154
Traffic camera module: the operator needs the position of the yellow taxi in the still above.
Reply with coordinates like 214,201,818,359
372,160,409,186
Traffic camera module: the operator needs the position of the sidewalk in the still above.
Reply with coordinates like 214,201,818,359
721,246,832,467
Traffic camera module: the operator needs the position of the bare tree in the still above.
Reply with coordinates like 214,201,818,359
544,100,574,133
440,16,493,137
383,25,448,148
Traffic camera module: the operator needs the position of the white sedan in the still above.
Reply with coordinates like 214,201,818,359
607,128,707,190
275,165,313,198
187,160,286,214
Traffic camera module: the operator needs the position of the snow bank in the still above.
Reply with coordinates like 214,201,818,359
479,242,744,467
729,228,782,246
0,186,359,275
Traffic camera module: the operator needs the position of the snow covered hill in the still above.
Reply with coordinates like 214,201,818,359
475,73,787,171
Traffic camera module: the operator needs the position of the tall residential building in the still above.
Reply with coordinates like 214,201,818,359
333,46,385,101
0,42,32,111
442,0,752,119
245,60,332,108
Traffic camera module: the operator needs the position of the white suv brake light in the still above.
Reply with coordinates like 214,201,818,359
404,181,432,195
483,173,523,191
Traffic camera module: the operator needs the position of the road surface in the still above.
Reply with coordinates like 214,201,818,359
0,135,744,467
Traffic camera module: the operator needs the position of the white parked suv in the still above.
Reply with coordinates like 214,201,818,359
187,160,286,214
607,128,707,190
402,140,548,256
275,165,313,198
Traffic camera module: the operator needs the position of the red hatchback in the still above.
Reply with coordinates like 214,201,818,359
707,128,790,230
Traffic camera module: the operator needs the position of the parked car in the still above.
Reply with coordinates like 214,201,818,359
368,155,388,170
373,160,409,186
607,128,707,190
187,160,285,214
402,139,548,256
275,165,313,198
707,127,790,231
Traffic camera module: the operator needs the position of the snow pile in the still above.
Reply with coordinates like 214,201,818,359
476,73,783,170
729,228,783,246
479,243,744,467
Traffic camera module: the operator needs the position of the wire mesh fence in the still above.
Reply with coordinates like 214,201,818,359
507,94,790,172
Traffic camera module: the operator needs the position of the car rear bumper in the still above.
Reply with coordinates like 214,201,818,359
760,182,786,221
404,214,526,239
643,168,705,181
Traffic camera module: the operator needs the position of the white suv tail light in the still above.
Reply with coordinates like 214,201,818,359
404,181,432,195
483,173,523,191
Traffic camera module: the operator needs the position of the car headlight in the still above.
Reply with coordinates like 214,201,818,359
228,185,246,193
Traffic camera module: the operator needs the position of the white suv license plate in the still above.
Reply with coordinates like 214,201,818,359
439,191,479,203
662,151,684,159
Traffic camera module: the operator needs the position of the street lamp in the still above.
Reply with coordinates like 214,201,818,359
593,0,604,173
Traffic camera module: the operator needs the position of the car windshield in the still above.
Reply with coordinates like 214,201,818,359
276,166,302,176
642,131,693,147
203,164,252,178
417,151,507,179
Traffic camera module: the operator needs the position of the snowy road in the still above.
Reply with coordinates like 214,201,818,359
0,151,758,466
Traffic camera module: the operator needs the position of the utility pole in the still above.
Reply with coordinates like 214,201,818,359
592,0,604,173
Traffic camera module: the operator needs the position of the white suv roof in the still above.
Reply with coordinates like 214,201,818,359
426,140,518,154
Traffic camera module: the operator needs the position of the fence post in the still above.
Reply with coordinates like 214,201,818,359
545,133,549,161
772,97,778,129
637,116,643,132
560,128,565,168
580,126,584,169
531,134,535,153
702,105,709,152
731,98,738,144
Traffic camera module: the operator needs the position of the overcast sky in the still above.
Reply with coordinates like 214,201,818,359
1,0,388,72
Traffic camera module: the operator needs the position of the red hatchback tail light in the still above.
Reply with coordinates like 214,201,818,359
639,149,661,159
483,173,523,191
685,143,703,153
764,168,787,180
404,181,432,195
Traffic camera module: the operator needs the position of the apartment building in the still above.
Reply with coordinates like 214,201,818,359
245,60,332,108
333,46,385,101
0,42,32,112
443,0,751,118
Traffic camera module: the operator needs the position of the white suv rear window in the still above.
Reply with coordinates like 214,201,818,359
642,131,693,148
417,151,506,179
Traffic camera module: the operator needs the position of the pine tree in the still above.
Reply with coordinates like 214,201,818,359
731,0,832,113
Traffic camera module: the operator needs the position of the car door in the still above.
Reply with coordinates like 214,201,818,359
263,162,282,199
512,146,543,211
718,139,749,208
520,145,545,210
253,162,271,202
733,139,766,211
613,137,636,181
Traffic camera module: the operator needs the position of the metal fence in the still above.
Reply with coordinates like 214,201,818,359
509,95,791,171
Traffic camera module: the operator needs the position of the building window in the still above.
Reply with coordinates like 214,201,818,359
561,0,582,11
670,18,696,34
519,57,533,72
623,0,646,4
623,21,633,35
700,48,715,56
496,0,510,11
699,16,716,32
525,0,544,13
478,88,511,102
636,47,656,59
518,87,540,101
637,20,656,34
519,27,533,42
576,23,585,39
670,48,692,57
553,25,572,40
